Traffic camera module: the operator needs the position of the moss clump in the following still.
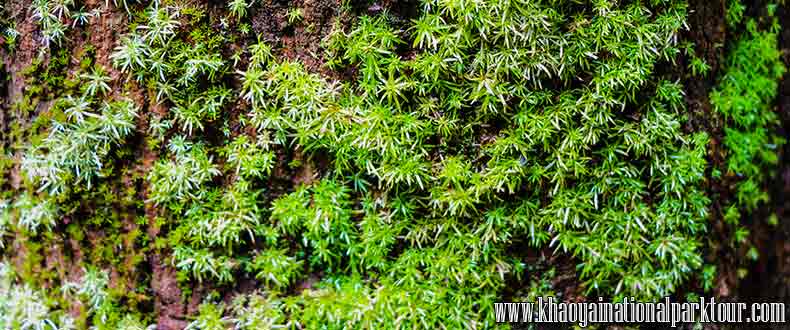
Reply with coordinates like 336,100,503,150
711,20,786,212
1,0,787,328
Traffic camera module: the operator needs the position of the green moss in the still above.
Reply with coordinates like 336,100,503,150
19,238,44,285
711,19,786,211
2,0,787,327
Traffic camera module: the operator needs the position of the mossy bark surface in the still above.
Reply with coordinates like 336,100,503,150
0,0,788,328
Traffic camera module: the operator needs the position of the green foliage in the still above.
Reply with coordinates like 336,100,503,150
11,194,59,235
726,0,746,28
252,0,704,304
115,315,154,330
183,181,263,248
9,0,787,326
687,52,710,77
185,302,228,330
21,97,139,195
112,2,230,137
141,0,709,324
711,20,786,211
61,267,112,324
80,66,112,97
270,179,354,268
0,1,19,48
230,293,289,329
172,87,231,135
111,35,151,74
30,0,74,49
1,261,72,330
227,0,251,20
245,248,303,288
173,246,235,283
286,8,303,25
221,135,275,179
147,137,221,205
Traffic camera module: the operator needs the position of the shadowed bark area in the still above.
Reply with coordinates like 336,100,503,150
679,1,790,319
